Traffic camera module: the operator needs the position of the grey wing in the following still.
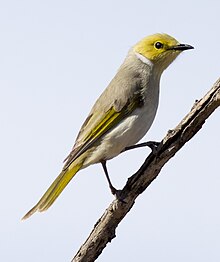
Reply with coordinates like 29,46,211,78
63,57,144,168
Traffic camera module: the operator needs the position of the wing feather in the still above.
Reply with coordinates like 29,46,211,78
63,91,144,170
63,55,149,170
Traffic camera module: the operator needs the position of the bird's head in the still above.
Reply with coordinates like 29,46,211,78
133,33,193,73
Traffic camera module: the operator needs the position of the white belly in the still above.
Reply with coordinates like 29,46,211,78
83,100,158,166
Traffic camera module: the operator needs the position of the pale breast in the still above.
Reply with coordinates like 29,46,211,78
83,96,159,166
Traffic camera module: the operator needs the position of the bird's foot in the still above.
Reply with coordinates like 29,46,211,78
110,186,126,203
123,141,160,155
144,141,160,155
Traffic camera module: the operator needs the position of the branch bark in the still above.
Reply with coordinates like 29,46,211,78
72,78,220,262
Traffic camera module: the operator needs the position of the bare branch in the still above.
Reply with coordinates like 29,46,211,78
72,78,220,262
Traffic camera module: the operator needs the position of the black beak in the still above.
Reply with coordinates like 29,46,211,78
172,43,194,51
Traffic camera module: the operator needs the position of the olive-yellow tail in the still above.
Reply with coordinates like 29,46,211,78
22,163,82,220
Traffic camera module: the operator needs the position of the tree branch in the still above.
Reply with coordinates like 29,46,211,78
72,78,220,262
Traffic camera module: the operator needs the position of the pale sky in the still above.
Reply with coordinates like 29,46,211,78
1,1,220,261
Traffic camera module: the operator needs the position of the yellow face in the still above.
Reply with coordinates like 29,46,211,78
134,33,193,69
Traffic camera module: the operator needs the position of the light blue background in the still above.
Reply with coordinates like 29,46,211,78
1,1,219,261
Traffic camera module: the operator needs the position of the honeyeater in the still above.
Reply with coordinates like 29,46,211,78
22,33,193,219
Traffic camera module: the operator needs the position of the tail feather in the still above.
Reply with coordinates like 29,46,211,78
22,163,82,220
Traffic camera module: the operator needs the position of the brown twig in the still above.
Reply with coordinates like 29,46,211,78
72,78,220,262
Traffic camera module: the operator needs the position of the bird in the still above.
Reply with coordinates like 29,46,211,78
22,33,193,220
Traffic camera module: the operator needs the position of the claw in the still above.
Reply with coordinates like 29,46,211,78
123,141,160,154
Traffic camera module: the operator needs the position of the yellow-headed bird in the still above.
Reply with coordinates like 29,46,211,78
22,33,193,219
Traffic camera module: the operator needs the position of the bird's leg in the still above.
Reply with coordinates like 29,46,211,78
123,141,160,155
101,160,117,195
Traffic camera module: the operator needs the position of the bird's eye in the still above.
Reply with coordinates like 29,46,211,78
154,42,163,49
